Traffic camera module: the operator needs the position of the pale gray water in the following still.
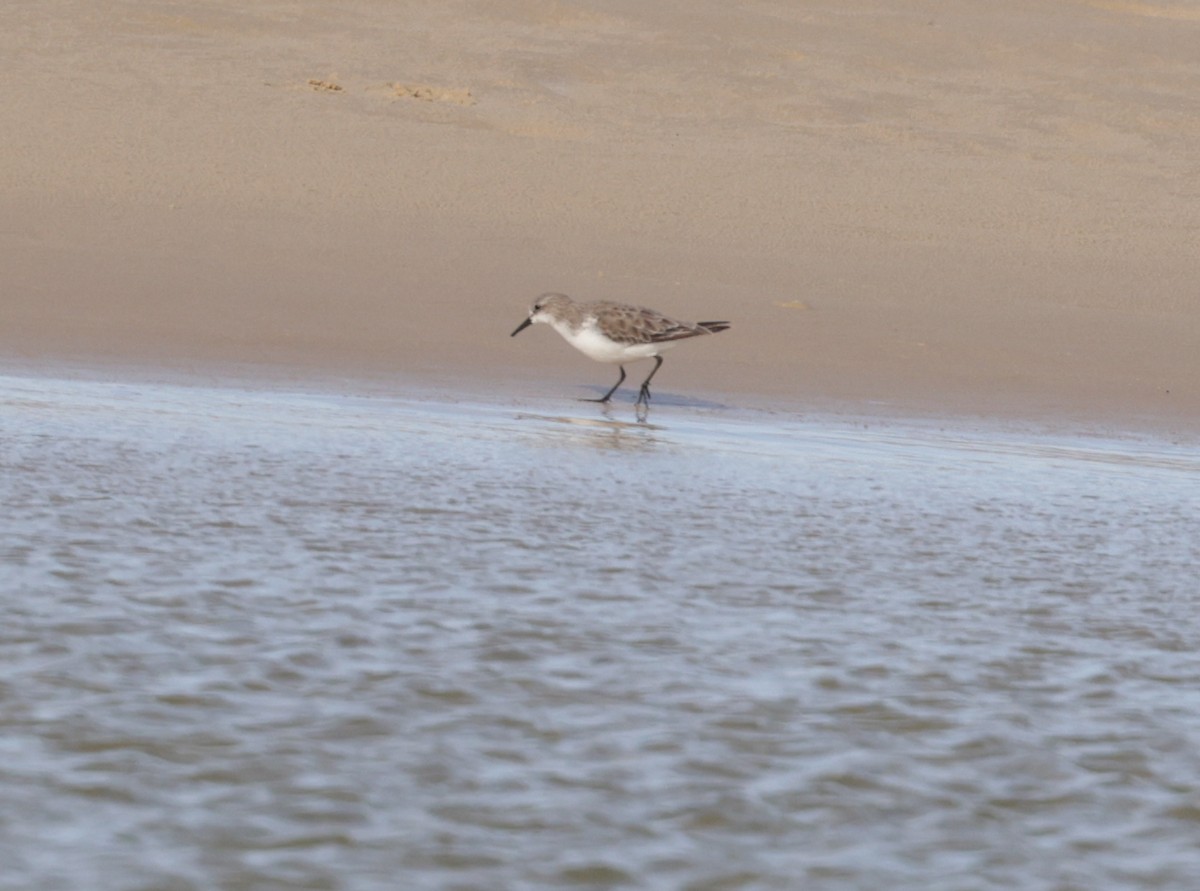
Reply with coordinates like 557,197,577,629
2,369,1200,891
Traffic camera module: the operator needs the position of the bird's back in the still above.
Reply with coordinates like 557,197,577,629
585,301,729,345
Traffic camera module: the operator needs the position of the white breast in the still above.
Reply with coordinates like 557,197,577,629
557,322,671,364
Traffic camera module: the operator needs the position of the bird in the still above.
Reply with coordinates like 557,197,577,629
510,292,730,406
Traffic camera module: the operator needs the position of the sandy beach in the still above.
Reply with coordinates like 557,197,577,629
6,8,1200,883
2,0,1197,427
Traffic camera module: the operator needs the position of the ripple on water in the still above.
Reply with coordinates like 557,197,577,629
2,372,1200,889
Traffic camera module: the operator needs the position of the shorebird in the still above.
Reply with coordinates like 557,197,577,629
510,292,730,406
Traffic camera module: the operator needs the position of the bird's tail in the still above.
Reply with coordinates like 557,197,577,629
697,321,731,334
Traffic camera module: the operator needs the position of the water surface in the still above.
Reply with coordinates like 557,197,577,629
3,370,1199,890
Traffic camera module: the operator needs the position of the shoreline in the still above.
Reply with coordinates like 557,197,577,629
3,347,1197,444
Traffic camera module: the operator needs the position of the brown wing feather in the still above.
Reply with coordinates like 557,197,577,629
588,301,730,344
649,324,712,343
651,319,731,342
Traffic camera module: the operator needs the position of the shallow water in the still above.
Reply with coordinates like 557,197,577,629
3,369,1200,891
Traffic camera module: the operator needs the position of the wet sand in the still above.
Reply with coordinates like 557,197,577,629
1,0,1197,429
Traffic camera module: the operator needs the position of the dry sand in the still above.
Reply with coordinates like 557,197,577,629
2,0,1197,428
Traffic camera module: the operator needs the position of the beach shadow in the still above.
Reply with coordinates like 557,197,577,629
575,386,731,411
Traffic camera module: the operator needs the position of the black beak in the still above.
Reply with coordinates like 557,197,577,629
511,317,533,337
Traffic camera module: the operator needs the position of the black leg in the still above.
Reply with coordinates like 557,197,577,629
636,356,664,407
582,365,626,403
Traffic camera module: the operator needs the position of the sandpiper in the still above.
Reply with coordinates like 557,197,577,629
510,293,730,406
